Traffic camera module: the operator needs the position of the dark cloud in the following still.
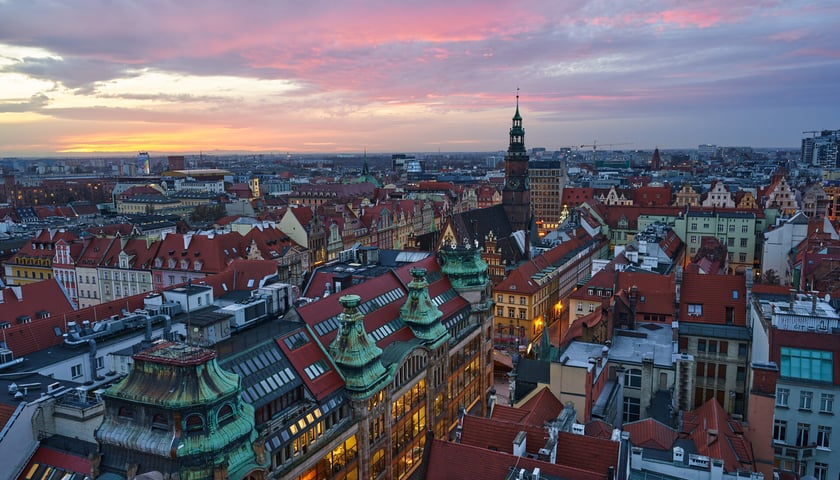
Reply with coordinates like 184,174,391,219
0,93,49,113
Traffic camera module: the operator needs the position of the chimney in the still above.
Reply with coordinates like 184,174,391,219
710,459,724,480
631,446,643,470
789,289,796,310
811,291,818,313
512,431,527,457
672,446,684,464
532,467,541,479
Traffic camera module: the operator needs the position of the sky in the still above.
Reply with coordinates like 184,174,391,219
0,1,838,157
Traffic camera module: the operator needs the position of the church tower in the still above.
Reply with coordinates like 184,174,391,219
502,92,532,233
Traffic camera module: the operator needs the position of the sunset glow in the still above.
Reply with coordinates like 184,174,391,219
1,1,838,156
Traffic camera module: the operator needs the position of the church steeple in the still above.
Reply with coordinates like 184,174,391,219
508,89,526,155
502,90,532,233
328,294,389,400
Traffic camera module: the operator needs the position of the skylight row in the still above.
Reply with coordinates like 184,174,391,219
370,318,405,342
304,359,329,380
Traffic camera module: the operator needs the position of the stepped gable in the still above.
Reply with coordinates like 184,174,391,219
622,417,678,450
447,204,521,257
424,438,604,480
681,398,755,473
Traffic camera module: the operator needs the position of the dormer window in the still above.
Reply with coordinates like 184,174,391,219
218,403,235,426
185,414,204,432
180,259,189,270
168,258,176,269
152,413,168,431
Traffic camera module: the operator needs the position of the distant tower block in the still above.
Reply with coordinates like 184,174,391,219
137,151,150,175
168,155,186,171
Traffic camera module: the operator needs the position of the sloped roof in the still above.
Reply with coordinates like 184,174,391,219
495,235,598,295
679,272,746,326
622,417,678,450
424,438,605,480
0,279,74,326
17,444,91,479
459,414,620,478
276,327,342,402
681,398,755,473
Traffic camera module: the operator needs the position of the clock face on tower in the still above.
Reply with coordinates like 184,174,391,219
506,177,520,189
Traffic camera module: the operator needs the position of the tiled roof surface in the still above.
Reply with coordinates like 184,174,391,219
622,418,677,450
276,327,343,401
616,272,675,315
679,272,746,326
681,398,755,473
495,235,597,294
424,438,605,480
0,403,17,433
460,414,619,478
585,420,615,439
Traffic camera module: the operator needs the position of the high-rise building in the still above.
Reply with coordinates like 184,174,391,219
802,130,840,168
501,94,532,234
529,159,566,237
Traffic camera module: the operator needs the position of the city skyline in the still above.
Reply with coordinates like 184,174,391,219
0,0,838,157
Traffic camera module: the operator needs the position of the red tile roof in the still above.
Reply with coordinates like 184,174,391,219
0,403,17,433
679,272,746,326
460,414,620,478
18,445,91,478
276,328,343,402
424,438,605,480
622,418,678,450
681,398,755,473
585,420,615,439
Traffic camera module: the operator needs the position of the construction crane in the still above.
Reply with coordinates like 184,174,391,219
579,141,633,163
803,130,820,138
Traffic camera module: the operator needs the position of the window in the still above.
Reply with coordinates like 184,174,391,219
152,413,168,431
814,462,828,480
520,297,526,305
185,414,204,432
625,368,642,389
508,296,514,304
776,388,790,407
687,304,702,316
796,423,810,447
820,393,834,413
691,223,697,230
740,238,748,247
738,343,747,359
588,303,595,312
728,224,735,232
698,339,706,352
690,235,697,243
725,307,735,324
742,225,748,233
773,419,787,443
497,307,504,316
781,348,833,382
95,356,105,370
817,426,831,449
497,295,503,303
218,404,235,425
801,391,813,411
576,303,583,312
623,397,641,422
718,224,724,232
71,363,82,378
739,253,746,263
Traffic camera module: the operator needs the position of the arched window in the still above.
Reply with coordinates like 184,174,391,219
218,403,235,426
185,413,204,432
152,413,168,431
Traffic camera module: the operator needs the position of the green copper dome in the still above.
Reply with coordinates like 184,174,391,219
328,294,390,400
401,268,449,348
439,245,489,290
